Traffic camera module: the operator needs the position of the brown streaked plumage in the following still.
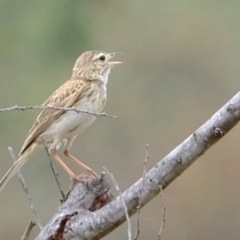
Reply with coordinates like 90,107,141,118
0,50,121,192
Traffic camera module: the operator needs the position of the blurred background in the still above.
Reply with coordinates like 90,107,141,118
0,0,240,239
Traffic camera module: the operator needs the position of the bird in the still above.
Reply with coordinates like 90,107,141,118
0,50,121,193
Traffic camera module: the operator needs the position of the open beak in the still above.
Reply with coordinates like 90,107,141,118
108,52,122,66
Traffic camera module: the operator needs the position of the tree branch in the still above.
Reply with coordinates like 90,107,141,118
0,105,117,118
35,91,240,239
8,147,43,230
21,220,36,240
157,185,166,240
134,144,149,240
103,167,132,240
36,173,113,240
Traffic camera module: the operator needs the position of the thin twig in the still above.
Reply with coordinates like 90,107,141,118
41,138,66,201
0,105,118,118
8,147,43,230
103,167,132,240
134,144,149,240
21,220,36,240
157,185,166,240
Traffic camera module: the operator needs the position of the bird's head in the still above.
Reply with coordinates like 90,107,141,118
72,50,122,82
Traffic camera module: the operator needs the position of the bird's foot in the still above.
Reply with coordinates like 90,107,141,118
87,169,98,177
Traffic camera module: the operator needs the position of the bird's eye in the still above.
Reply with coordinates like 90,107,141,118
99,55,105,61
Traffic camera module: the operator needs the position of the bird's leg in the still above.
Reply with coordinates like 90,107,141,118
49,139,75,178
63,150,97,176
64,137,97,176
52,152,75,178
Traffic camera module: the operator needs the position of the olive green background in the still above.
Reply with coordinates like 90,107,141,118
0,1,240,239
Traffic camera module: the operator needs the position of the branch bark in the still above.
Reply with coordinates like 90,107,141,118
36,91,240,239
36,174,113,240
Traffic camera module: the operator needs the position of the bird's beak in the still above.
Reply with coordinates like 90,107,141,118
109,61,122,66
108,52,123,66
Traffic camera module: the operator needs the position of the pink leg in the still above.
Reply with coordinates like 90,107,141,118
64,150,97,176
52,152,75,178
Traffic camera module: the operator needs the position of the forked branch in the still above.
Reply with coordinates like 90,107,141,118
35,91,240,239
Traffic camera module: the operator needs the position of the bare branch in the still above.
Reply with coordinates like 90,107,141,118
36,91,240,239
41,138,66,202
0,105,118,118
21,220,36,240
103,167,132,240
8,147,43,230
157,185,166,240
134,144,149,240
36,174,113,240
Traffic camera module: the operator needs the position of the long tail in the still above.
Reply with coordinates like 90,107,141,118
0,154,29,193
0,143,39,193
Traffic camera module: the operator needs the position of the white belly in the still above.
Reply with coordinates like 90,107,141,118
41,86,106,143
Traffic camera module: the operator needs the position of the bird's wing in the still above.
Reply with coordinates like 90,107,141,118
20,79,91,155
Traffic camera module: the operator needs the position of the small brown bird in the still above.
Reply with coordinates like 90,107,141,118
0,50,121,192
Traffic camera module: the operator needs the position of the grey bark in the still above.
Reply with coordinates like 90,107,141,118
36,91,240,240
